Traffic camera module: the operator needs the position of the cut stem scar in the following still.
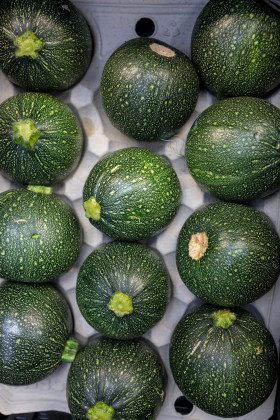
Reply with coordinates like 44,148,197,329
189,232,209,261
150,42,176,57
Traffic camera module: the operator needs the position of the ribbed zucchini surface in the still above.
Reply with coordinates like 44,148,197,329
0,188,82,282
67,335,167,419
0,281,74,385
170,303,278,417
76,241,170,339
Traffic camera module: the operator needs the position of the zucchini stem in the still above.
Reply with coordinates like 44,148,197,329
27,185,52,195
108,291,133,317
13,119,41,151
83,197,101,220
14,30,44,59
87,401,115,420
212,309,237,329
61,338,79,363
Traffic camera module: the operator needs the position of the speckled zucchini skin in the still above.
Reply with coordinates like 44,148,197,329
0,281,74,385
185,96,280,202
169,303,278,418
76,241,170,339
66,335,167,419
191,0,280,98
176,202,280,306
0,92,84,186
0,0,93,91
101,37,199,141
0,188,82,282
83,147,181,241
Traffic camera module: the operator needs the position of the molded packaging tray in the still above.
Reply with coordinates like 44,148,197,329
0,1,280,419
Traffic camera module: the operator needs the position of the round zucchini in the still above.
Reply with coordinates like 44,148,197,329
169,303,278,418
0,186,82,283
0,0,93,91
66,335,167,419
101,37,199,141
83,147,181,241
176,202,280,306
0,92,84,186
0,281,78,386
185,96,280,202
191,0,280,98
76,241,170,339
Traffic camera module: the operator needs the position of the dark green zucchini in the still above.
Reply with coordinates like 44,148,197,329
176,202,280,306
191,0,280,98
0,281,78,386
0,0,93,91
169,303,278,418
76,241,170,339
0,186,82,283
83,147,181,241
185,96,280,202
0,92,84,186
66,335,167,419
101,37,199,141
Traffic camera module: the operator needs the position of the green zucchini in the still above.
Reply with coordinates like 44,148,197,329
191,0,280,98
0,0,93,91
0,186,82,283
83,147,181,241
76,241,170,339
0,92,83,186
101,37,199,141
185,96,280,202
169,303,278,417
66,335,167,419
176,202,280,306
0,281,78,385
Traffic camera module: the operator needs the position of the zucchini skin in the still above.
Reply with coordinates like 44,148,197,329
83,147,181,241
101,37,199,141
66,335,167,419
0,0,93,91
169,303,278,418
185,96,280,202
0,92,84,186
0,281,74,386
191,0,280,98
76,241,170,339
176,202,280,306
0,188,82,283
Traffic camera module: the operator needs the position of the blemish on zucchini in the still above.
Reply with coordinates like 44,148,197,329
31,233,40,239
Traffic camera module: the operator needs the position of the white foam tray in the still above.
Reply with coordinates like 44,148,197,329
0,1,280,419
